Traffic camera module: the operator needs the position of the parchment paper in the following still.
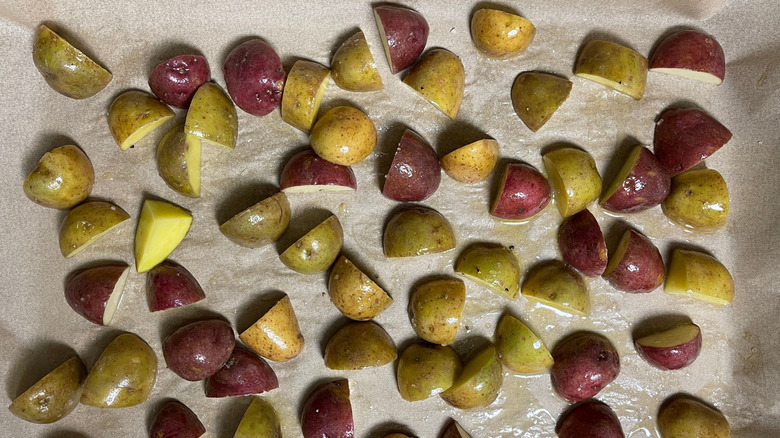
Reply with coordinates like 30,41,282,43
1,0,779,437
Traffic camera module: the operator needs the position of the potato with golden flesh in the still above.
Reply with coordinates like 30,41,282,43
108,90,174,151
543,147,602,218
409,278,465,345
403,49,465,119
240,294,304,362
59,201,130,258
665,248,734,305
575,40,648,100
8,357,85,423
331,31,383,92
310,106,377,165
440,139,499,183
440,345,503,409
24,144,94,209
281,60,330,131
134,199,192,273
471,9,536,59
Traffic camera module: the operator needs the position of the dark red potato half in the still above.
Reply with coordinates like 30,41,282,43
149,55,211,108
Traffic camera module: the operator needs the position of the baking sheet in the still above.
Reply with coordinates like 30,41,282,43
1,0,779,436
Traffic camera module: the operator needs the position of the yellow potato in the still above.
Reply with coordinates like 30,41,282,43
403,49,465,119
23,144,94,209
543,147,602,217
324,321,397,370
281,60,331,131
440,344,503,409
328,255,393,320
511,72,572,132
662,168,729,232
59,201,130,258
185,82,238,148
665,248,734,305
575,40,648,100
521,261,589,316
471,9,536,59
495,315,552,374
310,106,376,165
234,397,282,438
8,356,85,423
383,206,456,257
658,396,730,438
441,139,499,183
157,124,201,198
108,90,174,151
134,199,192,273
239,295,304,362
279,215,343,274
331,30,383,92
219,192,291,248
409,278,465,345
454,243,520,299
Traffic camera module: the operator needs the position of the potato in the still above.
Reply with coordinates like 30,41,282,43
149,400,206,438
574,40,648,100
185,82,238,148
301,379,353,438
108,90,174,150
324,321,397,370
440,139,500,183
440,419,473,438
665,248,734,305
470,9,536,59
403,49,465,119
373,5,429,74
543,147,602,217
658,396,730,438
662,168,729,232
279,215,343,274
224,39,286,116
59,201,130,257
234,397,282,438
310,106,377,165
649,30,726,85
162,319,235,381
600,145,670,213
454,243,521,299
219,192,291,249
383,205,455,257
382,129,441,202
134,199,192,273
396,342,462,401
328,255,393,320
81,333,157,408
550,331,620,402
511,71,572,132
603,229,665,293
24,144,94,209
556,399,625,438
32,25,112,99
495,314,552,374
281,60,331,131
490,162,551,221
558,209,607,277
64,264,130,326
204,348,279,398
635,322,702,370
8,356,84,423
280,150,357,193
653,107,732,175
239,294,304,362
146,260,205,312
331,30,383,92
521,261,589,316
148,54,211,108
409,278,465,345
157,123,201,198
440,344,503,409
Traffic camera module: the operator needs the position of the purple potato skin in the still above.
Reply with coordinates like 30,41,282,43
653,107,732,176
147,261,206,312
601,147,671,213
374,5,430,74
223,39,286,116
649,30,726,82
558,209,607,277
149,400,206,438
551,332,620,403
635,328,702,371
603,230,665,294
383,129,440,202
280,150,357,191
301,379,354,438
204,347,279,397
148,55,211,108
491,162,551,221
556,399,625,438
163,319,235,381
64,264,128,326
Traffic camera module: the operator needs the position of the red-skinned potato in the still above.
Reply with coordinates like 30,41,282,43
649,30,725,85
146,260,205,312
301,379,353,438
383,129,440,202
149,55,211,108
491,162,551,221
64,264,130,326
224,39,285,116
556,399,625,438
603,229,664,293
635,322,702,370
600,146,671,213
163,319,235,381
280,149,357,193
440,419,473,438
374,5,429,74
551,332,620,403
558,209,607,277
205,347,279,397
149,400,205,438
653,107,732,176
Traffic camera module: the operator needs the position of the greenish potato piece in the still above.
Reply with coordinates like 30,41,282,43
511,72,572,132
574,40,648,100
157,124,201,198
403,49,465,119
331,30,384,92
658,396,730,438
543,147,602,218
324,321,397,370
328,255,393,321
662,168,729,232
59,201,130,258
234,397,282,438
8,356,85,424
280,60,330,131
396,342,462,401
383,205,455,257
495,314,553,374
279,215,343,274
220,192,291,248
108,90,174,150
409,278,465,345
440,344,503,409
185,82,238,148
455,243,521,299
23,144,94,209
521,261,589,316
32,25,112,99
80,333,157,408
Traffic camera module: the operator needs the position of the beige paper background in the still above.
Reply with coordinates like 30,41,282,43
1,0,778,436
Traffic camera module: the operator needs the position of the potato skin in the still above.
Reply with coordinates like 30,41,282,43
603,229,665,293
383,205,455,257
301,379,353,438
440,139,499,183
163,319,235,381
383,129,440,202
149,55,211,108
146,260,205,312
558,209,607,277
471,9,536,59
224,39,285,116
662,168,729,232
64,264,128,325
649,30,726,83
24,144,94,209
59,201,130,257
328,255,392,320
491,162,551,221
374,5,429,73
280,150,357,192
331,31,382,92
396,342,462,401
635,324,702,370
653,107,731,176
550,332,620,402
557,399,625,438
310,106,377,165
324,321,397,370
204,348,279,397
403,49,465,119
8,356,85,424
409,278,465,345
149,400,205,438
600,146,670,213
657,396,730,438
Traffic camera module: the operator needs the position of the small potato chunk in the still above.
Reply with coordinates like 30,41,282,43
403,49,465,119
575,40,648,100
234,397,282,438
490,162,551,221
602,229,665,294
279,215,343,274
409,278,465,345
383,205,455,257
220,192,291,248
556,399,625,438
657,396,730,438
495,315,552,374
635,322,702,370
521,261,589,316
331,31,383,92
157,124,201,198
134,199,192,273
148,55,211,108
149,401,206,438
382,129,440,202
396,343,462,401
511,72,572,132
240,295,304,362
454,243,521,299
59,201,130,258
543,147,602,218
324,321,397,370
108,90,174,151
664,248,734,305
662,168,729,232
550,331,620,402
440,139,500,183
600,145,670,213
223,39,286,117
8,357,85,423
653,107,731,176
328,255,393,320
310,106,377,165
440,345,503,409
471,9,536,59
163,319,235,381
24,144,94,209
558,209,608,278
281,60,330,131
301,379,353,438
185,82,238,149
373,5,429,74
649,30,726,85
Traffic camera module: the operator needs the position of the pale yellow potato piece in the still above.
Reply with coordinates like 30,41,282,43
328,255,393,320
234,397,282,438
59,201,130,258
658,396,730,438
495,314,552,374
331,30,383,92
471,9,536,59
521,261,589,316
281,60,330,131
662,168,729,232
454,243,520,299
543,147,602,217
409,278,465,345
185,82,238,148
441,139,499,183
134,199,192,273
8,356,85,423
240,295,304,362
575,40,648,100
219,192,291,248
157,124,201,198
310,106,377,165
403,49,465,119
23,144,94,209
665,249,734,305
440,344,503,409
108,90,174,150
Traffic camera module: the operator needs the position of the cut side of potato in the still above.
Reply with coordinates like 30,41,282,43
134,199,192,273
574,40,648,100
665,249,734,305
108,90,174,150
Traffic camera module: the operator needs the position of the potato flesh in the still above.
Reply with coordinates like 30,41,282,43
134,200,192,273
665,249,734,305
636,323,700,348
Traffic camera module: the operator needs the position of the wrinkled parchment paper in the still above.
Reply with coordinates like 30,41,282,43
1,0,779,436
